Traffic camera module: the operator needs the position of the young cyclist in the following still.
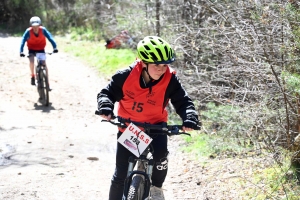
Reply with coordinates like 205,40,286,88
96,36,200,200
20,16,58,86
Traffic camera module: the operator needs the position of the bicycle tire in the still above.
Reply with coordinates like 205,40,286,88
37,68,43,102
37,69,49,106
126,175,145,200
42,69,49,106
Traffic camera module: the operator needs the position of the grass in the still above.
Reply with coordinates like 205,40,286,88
182,132,214,158
56,36,136,77
241,153,300,199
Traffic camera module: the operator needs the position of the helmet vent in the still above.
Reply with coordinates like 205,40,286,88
150,52,158,61
156,48,164,61
164,46,169,58
144,45,151,50
140,52,149,59
158,38,164,44
150,40,157,45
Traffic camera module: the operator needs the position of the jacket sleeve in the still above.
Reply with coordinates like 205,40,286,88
20,29,30,53
167,74,199,126
42,27,57,49
96,68,131,115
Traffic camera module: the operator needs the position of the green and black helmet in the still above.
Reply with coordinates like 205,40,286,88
137,36,175,64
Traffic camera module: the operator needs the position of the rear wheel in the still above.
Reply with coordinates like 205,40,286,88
127,175,145,200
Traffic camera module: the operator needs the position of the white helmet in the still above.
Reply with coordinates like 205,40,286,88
30,16,41,26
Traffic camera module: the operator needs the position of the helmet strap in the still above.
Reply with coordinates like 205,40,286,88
144,63,154,81
143,64,154,94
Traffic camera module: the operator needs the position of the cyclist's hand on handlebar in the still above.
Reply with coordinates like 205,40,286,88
101,114,113,121
53,49,58,53
95,109,115,120
182,119,201,132
20,52,25,57
182,126,194,132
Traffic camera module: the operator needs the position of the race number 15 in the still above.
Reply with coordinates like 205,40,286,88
132,102,144,112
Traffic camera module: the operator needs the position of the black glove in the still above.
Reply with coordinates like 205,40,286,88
95,108,115,119
182,119,201,130
53,49,58,53
20,52,25,57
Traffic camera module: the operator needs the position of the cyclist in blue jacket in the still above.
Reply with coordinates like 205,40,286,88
20,16,58,86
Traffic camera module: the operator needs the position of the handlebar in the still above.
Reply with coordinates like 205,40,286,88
26,52,54,58
95,110,199,136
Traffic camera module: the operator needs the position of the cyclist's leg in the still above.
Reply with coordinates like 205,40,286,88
109,131,133,200
28,50,36,85
29,56,35,76
151,134,169,188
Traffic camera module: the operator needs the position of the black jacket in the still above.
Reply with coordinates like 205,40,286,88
97,61,200,128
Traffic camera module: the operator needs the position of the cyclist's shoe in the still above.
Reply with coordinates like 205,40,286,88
31,77,35,85
149,186,165,200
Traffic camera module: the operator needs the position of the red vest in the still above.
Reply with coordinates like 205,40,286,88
27,27,46,50
118,61,175,125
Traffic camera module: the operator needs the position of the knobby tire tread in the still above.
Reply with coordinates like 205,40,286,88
126,175,144,200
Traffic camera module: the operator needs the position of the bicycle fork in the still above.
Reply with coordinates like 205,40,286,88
123,156,154,200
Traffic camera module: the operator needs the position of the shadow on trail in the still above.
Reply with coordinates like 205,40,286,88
0,32,10,38
0,152,59,168
33,103,56,112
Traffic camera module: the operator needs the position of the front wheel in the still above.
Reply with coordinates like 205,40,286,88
127,175,145,200
38,69,49,106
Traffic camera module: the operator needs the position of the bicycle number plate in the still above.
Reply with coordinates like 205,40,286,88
117,123,153,157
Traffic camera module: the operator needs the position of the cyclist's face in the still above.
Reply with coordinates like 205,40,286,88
32,25,39,33
147,63,168,80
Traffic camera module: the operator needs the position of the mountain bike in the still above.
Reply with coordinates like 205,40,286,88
27,52,52,106
95,111,200,200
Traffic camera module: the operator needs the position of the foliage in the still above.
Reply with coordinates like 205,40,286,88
282,72,300,94
57,37,136,76
201,102,256,145
182,131,253,160
242,152,300,199
0,0,44,32
69,27,101,41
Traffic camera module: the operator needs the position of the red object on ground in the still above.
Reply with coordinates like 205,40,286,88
105,30,132,49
